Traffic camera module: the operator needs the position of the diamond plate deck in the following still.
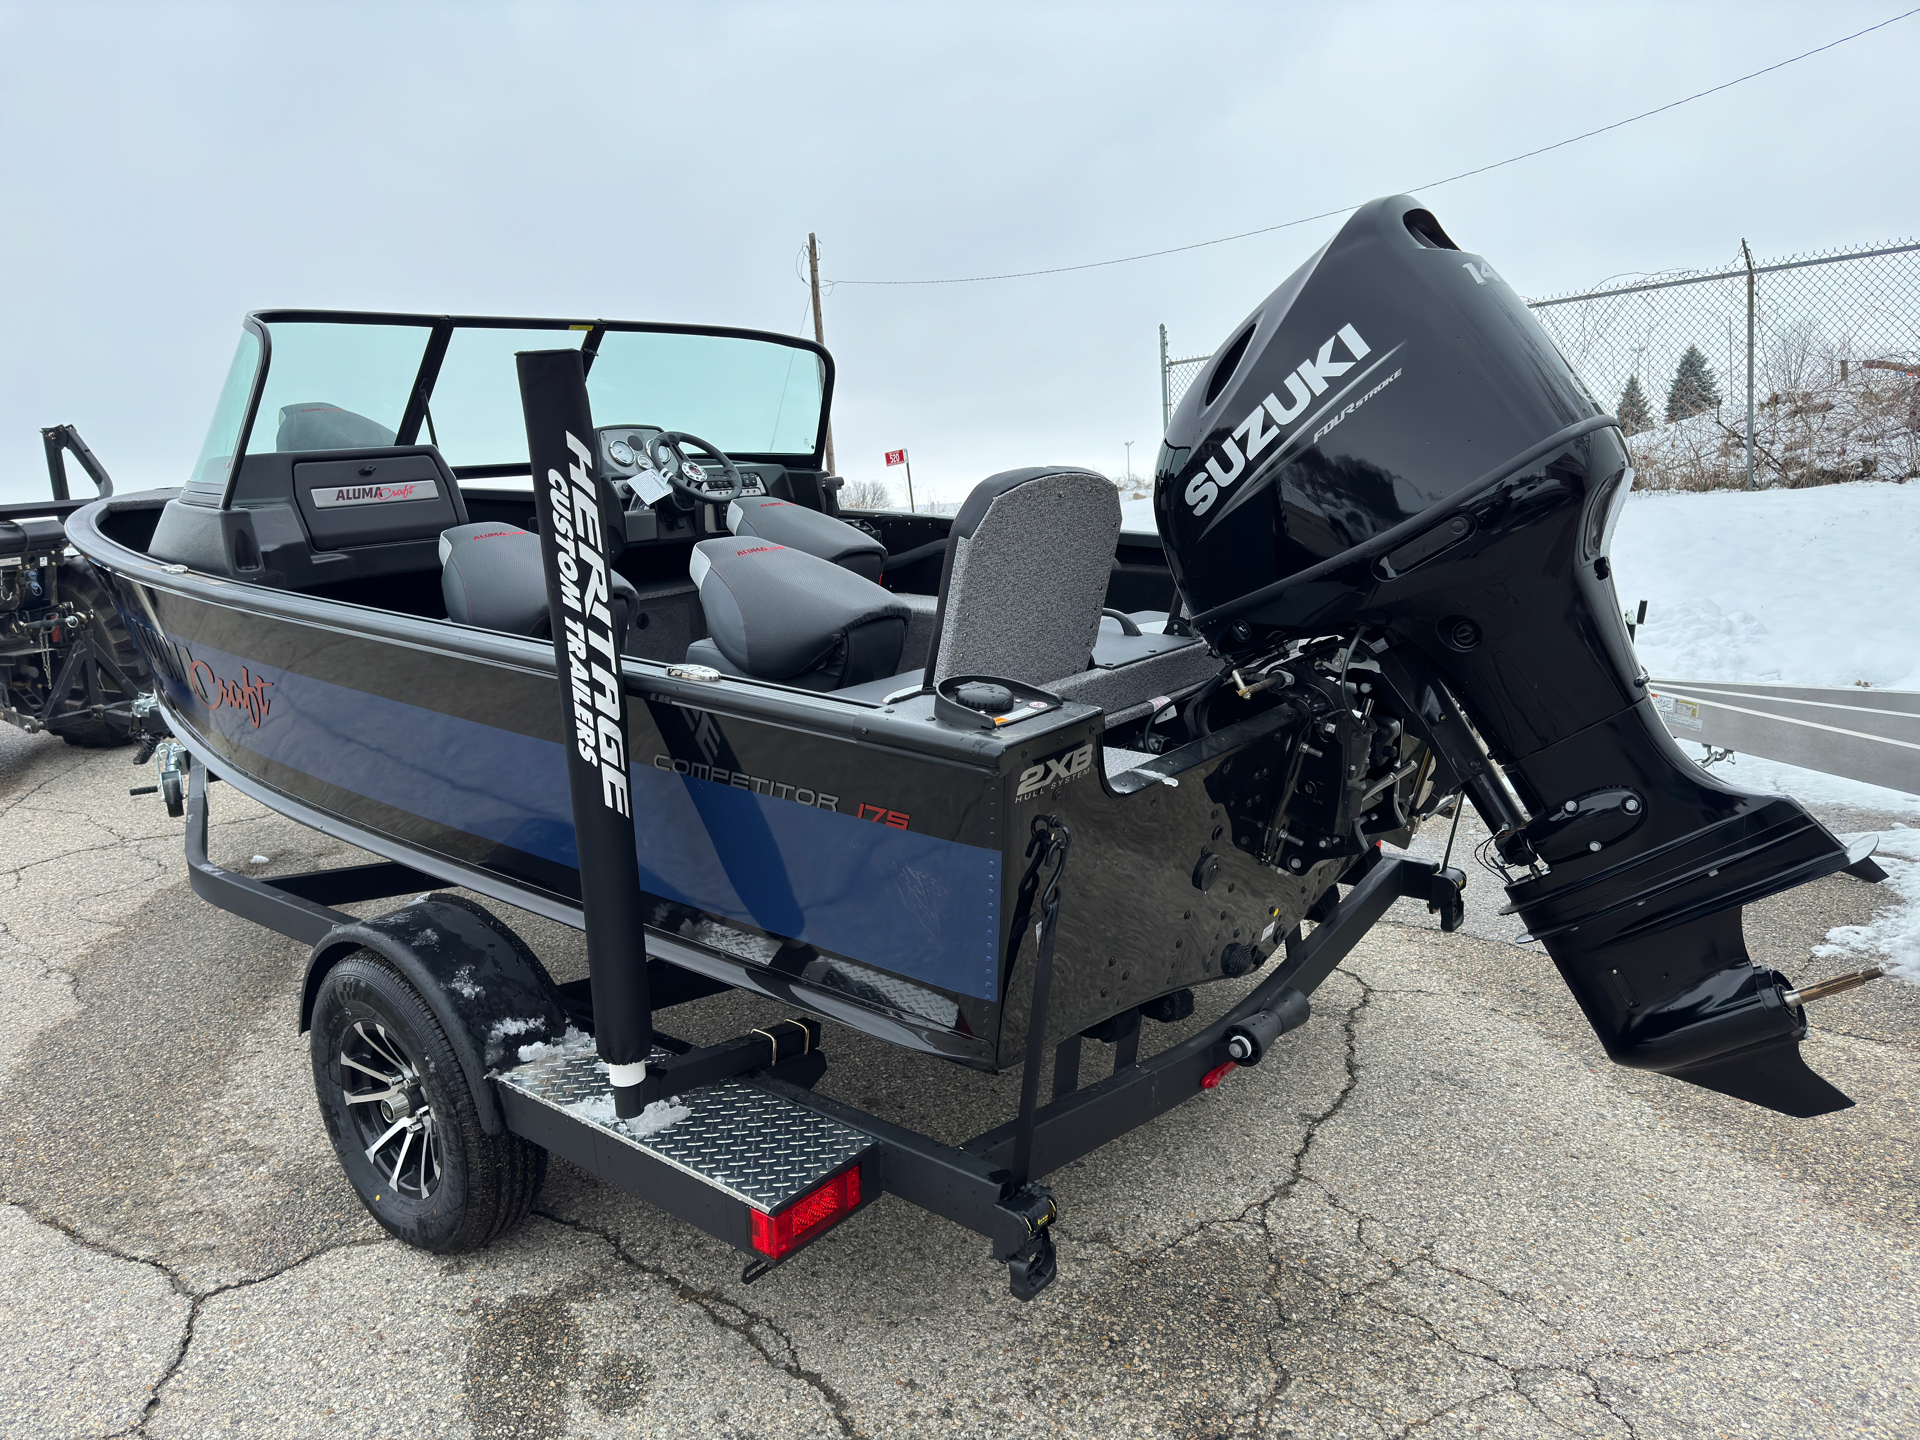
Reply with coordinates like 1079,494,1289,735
496,1046,874,1214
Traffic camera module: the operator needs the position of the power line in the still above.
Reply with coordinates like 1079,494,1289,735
824,9,1920,288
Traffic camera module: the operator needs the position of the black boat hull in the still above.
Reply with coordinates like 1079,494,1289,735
71,493,1336,1071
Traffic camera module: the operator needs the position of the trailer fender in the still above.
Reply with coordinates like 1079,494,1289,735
301,893,568,1136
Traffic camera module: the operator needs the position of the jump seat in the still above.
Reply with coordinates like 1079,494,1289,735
439,523,639,649
683,539,909,690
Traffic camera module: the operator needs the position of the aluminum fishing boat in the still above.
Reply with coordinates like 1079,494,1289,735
62,195,1883,1298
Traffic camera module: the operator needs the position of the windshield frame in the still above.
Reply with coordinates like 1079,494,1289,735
219,309,834,507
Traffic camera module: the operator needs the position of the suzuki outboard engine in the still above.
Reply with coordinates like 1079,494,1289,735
1156,194,1859,1117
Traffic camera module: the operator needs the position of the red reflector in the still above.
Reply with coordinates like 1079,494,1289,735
1200,1060,1237,1089
750,1167,861,1258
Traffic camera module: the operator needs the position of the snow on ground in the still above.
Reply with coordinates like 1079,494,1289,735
1132,481,1919,690
1816,825,1920,984
1127,481,1919,691
1610,480,1920,691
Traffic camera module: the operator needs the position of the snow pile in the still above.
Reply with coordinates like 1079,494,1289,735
1812,826,1920,983
567,1091,693,1141
485,1014,542,1046
516,1025,596,1065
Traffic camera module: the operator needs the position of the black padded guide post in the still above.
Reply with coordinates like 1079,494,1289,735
516,349,656,1102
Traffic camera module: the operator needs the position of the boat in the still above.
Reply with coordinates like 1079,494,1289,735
60,195,1882,1298
3,426,148,745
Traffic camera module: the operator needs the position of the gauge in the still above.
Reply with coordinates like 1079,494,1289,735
607,440,634,466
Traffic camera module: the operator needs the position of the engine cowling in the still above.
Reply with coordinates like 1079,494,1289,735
1158,196,1859,1118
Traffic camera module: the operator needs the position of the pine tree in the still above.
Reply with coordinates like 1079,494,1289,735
1617,374,1652,435
1665,345,1722,422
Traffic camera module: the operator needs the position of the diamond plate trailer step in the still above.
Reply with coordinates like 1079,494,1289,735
494,1048,877,1259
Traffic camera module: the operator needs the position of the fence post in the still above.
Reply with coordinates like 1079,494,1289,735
1741,239,1756,491
1159,323,1171,434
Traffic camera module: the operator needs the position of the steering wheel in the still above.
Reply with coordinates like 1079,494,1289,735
645,432,747,504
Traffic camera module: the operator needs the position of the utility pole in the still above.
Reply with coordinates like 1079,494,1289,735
1741,238,1756,492
1124,440,1134,487
809,232,836,474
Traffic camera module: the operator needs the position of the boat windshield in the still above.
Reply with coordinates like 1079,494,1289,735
188,313,828,498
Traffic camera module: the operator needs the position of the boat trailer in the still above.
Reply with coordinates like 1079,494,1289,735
178,754,1445,1299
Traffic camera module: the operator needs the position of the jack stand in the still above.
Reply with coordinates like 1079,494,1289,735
994,1184,1058,1302
1426,866,1466,932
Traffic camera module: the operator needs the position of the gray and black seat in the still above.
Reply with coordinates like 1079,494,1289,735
440,523,638,645
726,495,941,665
727,497,886,581
844,466,1219,719
912,467,1121,688
684,539,909,691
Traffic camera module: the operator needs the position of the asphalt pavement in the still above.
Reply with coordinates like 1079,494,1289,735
3,722,1916,1439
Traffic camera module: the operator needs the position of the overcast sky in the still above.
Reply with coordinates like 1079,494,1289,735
3,0,1916,507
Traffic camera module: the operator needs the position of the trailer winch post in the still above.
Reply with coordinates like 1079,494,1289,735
516,349,656,1116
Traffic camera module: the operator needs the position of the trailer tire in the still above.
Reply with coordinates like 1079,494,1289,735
311,951,545,1252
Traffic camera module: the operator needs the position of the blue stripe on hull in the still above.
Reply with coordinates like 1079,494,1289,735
165,639,1001,1001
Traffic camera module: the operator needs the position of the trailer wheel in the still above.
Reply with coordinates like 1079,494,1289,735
311,951,545,1252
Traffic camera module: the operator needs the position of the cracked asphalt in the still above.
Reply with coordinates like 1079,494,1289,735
3,720,1917,1438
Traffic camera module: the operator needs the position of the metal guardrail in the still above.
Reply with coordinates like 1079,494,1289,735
1650,679,1920,795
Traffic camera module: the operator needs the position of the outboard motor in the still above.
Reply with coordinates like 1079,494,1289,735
1156,194,1859,1117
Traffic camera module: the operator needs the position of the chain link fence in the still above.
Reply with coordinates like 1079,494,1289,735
1526,239,1920,490
1160,240,1920,491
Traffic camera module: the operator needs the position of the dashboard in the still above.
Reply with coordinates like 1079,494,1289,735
592,424,789,546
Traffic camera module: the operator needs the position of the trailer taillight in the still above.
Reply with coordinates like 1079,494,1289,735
750,1167,861,1258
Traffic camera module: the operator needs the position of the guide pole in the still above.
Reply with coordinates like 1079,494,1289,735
515,349,655,1115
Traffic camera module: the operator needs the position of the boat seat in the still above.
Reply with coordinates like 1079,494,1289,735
920,467,1122,688
439,523,638,645
685,538,908,691
834,470,1220,717
726,497,885,581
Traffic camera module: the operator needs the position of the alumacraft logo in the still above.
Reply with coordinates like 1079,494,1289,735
1184,323,1371,517
1015,742,1094,801
187,658,274,728
546,432,631,818
310,480,438,509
